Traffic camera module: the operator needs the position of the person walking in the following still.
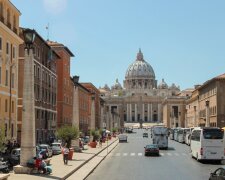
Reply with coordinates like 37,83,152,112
62,144,69,165
99,137,102,148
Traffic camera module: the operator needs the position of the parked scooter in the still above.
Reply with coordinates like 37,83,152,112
0,158,10,173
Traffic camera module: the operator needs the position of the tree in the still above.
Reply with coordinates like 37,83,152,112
90,129,100,142
0,124,5,152
56,125,79,148
112,127,118,133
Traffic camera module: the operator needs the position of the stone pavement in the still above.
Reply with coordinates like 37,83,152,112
8,137,118,180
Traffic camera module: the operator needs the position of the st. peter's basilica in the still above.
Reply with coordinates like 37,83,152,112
99,49,186,127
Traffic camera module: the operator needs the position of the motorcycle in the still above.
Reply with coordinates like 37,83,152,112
0,158,10,173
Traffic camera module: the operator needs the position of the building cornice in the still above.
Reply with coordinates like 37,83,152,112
0,22,23,43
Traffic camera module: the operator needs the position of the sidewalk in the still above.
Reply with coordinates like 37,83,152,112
8,137,119,180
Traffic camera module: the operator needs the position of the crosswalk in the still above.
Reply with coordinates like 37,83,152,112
109,152,190,157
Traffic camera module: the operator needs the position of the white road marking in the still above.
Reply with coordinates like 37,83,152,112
138,153,142,156
130,153,135,156
167,153,172,156
160,153,164,156
174,153,179,156
123,153,128,156
115,153,120,156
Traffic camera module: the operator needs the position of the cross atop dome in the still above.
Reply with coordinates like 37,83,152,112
136,48,144,61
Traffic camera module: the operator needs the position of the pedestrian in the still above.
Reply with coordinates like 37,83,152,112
99,137,102,148
62,143,69,165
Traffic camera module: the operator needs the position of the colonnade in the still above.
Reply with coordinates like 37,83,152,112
126,103,160,122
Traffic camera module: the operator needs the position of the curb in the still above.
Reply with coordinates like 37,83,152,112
83,140,119,180
62,138,118,180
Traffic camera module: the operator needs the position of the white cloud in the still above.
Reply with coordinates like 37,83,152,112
43,0,67,14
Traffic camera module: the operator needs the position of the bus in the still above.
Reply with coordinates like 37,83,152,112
190,127,224,161
177,128,190,143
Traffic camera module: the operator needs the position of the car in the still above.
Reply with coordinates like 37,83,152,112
51,142,62,155
38,144,53,158
209,167,225,180
144,144,159,156
118,134,128,143
143,133,148,138
9,148,20,166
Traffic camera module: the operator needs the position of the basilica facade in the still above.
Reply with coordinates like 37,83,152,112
99,49,181,127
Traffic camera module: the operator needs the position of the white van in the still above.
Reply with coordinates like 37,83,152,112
177,128,190,143
190,127,224,161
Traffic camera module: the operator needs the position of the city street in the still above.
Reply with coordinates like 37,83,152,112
87,129,222,180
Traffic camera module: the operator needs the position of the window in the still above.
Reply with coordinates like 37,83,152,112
191,130,200,141
5,124,7,137
11,124,13,138
0,66,1,84
13,46,15,58
5,70,8,86
11,73,14,88
5,99,8,112
6,42,9,54
12,101,14,113
0,37,2,50
203,129,223,139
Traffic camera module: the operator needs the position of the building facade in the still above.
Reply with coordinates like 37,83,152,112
99,49,181,129
72,76,91,135
188,74,225,128
18,30,58,144
48,41,74,127
0,0,22,140
81,83,100,130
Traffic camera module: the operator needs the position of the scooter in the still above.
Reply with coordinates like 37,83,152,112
0,158,10,173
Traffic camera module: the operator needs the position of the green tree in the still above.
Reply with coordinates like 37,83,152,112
0,124,5,152
112,127,118,133
91,129,100,142
56,125,79,148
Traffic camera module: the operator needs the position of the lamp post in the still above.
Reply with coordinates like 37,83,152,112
205,100,210,127
19,29,36,167
194,106,197,127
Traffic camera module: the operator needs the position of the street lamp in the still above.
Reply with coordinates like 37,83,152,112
205,100,210,127
194,106,197,127
14,28,36,172
23,29,35,51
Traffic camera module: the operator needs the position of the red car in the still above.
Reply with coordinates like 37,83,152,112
144,144,159,156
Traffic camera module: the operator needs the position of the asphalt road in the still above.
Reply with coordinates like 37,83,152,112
87,129,222,180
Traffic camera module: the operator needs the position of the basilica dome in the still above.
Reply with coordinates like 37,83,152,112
125,49,155,80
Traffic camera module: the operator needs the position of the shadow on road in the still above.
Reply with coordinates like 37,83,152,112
162,147,175,151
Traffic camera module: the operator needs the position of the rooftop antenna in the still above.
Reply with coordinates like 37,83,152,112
46,23,50,41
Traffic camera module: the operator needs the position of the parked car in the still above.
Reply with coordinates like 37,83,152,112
209,167,225,180
143,133,148,138
36,146,48,159
51,142,62,155
144,144,159,156
38,144,53,158
118,134,128,143
9,148,20,166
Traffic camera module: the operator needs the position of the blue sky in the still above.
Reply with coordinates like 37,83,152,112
11,0,225,90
